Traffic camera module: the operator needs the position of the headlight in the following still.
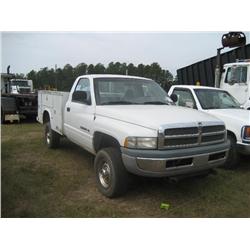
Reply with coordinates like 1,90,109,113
242,126,250,142
124,137,157,149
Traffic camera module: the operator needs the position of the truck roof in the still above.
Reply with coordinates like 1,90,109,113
172,85,222,91
224,61,250,67
78,74,151,80
11,79,28,81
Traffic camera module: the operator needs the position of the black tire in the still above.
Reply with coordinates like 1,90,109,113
224,134,238,169
1,109,5,124
44,122,60,148
94,147,130,198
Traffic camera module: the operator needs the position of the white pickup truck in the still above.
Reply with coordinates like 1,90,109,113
37,75,229,198
168,85,250,168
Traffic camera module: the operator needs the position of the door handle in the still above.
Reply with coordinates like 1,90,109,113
67,107,70,112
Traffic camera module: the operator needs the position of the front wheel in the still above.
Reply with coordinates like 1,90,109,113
44,122,60,148
94,147,131,198
224,134,238,169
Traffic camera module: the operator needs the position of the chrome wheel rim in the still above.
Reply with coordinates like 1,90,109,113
98,162,111,189
46,129,51,145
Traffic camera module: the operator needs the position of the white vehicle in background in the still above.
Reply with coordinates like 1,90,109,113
9,79,34,94
37,74,229,198
219,60,250,110
168,85,250,168
176,32,250,109
1,78,34,95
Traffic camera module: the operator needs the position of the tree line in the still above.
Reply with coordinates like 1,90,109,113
25,62,176,91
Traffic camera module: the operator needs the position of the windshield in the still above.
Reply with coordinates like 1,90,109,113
194,89,241,109
225,66,247,85
94,77,172,105
11,80,29,87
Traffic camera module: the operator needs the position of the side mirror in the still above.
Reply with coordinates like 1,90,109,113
170,93,178,103
72,91,91,105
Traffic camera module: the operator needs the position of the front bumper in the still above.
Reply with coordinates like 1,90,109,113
237,142,250,155
121,141,230,177
19,107,37,116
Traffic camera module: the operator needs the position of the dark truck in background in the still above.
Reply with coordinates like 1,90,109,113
176,32,250,109
1,66,38,123
177,43,250,87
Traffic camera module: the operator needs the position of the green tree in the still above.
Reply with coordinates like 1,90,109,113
106,62,115,74
94,63,105,74
173,75,178,85
62,64,74,91
106,62,126,75
149,62,162,81
137,64,145,76
74,63,87,77
127,63,137,76
27,70,37,88
25,61,174,92
87,64,95,74
113,62,122,74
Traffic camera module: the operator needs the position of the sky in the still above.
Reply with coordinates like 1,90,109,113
1,32,249,76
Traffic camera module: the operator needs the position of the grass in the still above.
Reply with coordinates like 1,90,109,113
1,122,250,217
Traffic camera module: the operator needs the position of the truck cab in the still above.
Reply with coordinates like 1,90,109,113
9,79,33,94
220,60,250,110
1,76,37,123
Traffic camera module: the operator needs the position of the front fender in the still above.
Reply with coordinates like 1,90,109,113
93,115,157,147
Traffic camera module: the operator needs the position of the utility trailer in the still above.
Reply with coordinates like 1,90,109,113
37,90,69,134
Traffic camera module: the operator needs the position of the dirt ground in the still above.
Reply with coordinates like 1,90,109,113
1,122,250,217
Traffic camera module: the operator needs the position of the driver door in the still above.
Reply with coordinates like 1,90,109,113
64,78,95,152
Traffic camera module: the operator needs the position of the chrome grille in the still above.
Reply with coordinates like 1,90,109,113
164,127,198,136
158,122,226,149
19,88,31,94
202,125,225,133
164,137,198,147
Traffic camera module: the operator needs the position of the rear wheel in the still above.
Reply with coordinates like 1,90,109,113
94,147,131,198
1,109,5,124
225,134,238,169
44,122,60,148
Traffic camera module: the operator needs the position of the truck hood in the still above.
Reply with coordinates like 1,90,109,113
96,105,222,130
207,109,250,124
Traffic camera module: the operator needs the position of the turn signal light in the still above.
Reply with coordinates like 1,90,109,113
244,127,250,138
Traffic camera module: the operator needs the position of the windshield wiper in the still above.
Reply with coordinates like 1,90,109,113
206,105,239,109
205,106,221,109
101,100,169,105
143,101,169,105
225,105,240,109
101,101,137,105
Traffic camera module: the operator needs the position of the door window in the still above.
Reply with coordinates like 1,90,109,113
225,66,247,85
73,78,91,104
75,78,90,91
173,88,197,109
